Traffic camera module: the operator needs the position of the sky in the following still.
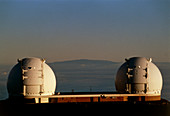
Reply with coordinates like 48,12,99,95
0,0,169,65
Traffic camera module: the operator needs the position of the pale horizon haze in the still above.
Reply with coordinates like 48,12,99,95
0,0,169,65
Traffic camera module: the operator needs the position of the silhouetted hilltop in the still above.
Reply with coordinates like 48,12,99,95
49,59,120,70
50,59,117,65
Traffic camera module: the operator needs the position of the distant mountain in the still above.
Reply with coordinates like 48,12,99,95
48,59,121,72
49,59,118,65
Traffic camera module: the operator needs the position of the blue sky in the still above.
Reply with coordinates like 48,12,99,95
0,0,169,64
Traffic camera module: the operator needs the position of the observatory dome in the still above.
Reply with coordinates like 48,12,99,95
115,57,163,95
7,57,56,97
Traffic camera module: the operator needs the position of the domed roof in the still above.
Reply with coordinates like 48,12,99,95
7,57,56,97
115,57,163,95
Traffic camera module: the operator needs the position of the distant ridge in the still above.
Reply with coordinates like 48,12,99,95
49,59,118,65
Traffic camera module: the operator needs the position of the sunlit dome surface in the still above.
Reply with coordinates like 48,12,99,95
7,57,56,97
115,57,163,95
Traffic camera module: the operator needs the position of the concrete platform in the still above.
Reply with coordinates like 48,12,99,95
23,92,161,103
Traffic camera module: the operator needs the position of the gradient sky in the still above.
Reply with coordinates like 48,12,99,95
0,0,169,65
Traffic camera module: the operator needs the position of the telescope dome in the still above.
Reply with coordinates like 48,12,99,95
7,57,56,97
115,57,163,95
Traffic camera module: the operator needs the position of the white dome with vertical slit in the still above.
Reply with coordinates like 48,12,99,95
115,57,163,95
7,57,56,97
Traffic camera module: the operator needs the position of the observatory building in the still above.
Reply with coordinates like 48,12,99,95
1,57,168,116
7,57,56,101
115,57,163,95
6,57,163,103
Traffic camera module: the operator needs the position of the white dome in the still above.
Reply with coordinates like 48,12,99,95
115,57,163,95
7,57,56,97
